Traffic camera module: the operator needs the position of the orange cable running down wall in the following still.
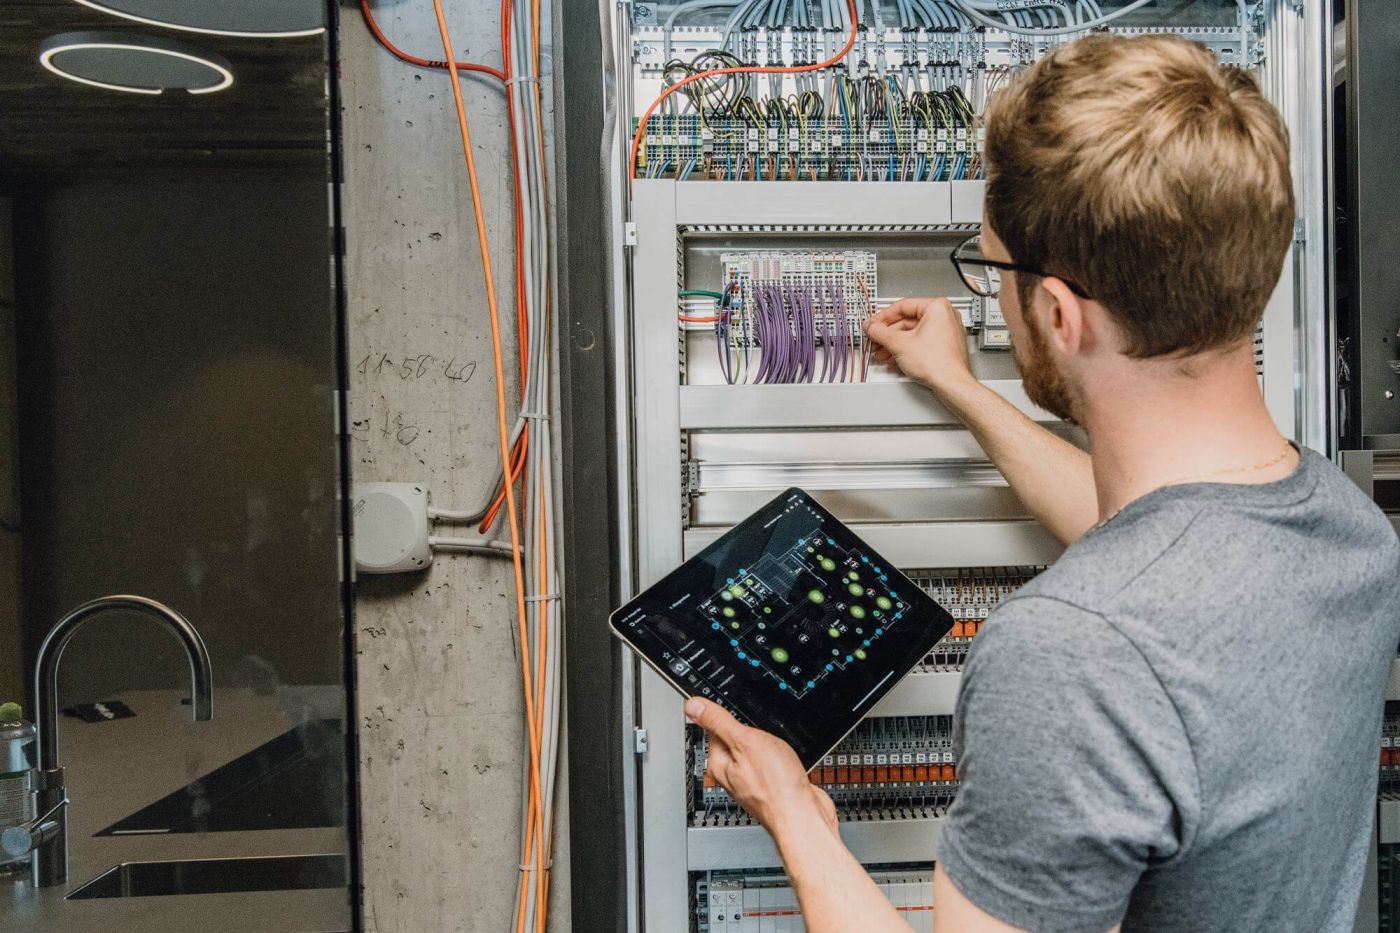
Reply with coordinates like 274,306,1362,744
427,5,549,933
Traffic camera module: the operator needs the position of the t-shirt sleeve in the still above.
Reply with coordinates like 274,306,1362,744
937,596,1200,933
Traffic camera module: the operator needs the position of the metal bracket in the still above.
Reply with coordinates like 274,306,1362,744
681,460,700,496
633,727,649,754
624,221,638,247
1294,218,1306,245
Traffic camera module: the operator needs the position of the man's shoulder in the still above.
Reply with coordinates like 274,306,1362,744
969,593,1150,686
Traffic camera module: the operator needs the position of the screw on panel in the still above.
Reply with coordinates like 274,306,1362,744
633,728,649,754
624,222,638,247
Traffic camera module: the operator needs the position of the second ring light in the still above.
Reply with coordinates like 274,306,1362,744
39,31,234,95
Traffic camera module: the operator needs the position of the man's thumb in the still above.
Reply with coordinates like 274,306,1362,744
685,696,743,743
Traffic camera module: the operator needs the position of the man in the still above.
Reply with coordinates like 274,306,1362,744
685,34,1400,932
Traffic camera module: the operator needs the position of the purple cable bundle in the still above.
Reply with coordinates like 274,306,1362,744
710,265,870,385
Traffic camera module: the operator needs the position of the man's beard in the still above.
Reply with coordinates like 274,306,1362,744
1014,311,1079,423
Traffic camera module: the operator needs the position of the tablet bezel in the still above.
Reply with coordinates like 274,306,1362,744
609,487,955,769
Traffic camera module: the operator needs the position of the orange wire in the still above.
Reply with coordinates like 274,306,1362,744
856,274,873,382
628,0,859,180
428,5,547,931
361,0,506,80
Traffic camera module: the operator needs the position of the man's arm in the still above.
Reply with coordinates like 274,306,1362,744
685,697,1017,933
865,297,1097,544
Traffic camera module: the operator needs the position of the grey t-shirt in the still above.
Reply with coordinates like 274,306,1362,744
939,447,1400,932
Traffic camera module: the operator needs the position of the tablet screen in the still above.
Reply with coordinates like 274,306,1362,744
611,488,955,768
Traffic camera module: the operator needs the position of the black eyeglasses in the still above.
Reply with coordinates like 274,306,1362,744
950,234,1090,300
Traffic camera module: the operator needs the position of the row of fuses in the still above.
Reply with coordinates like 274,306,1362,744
700,869,935,933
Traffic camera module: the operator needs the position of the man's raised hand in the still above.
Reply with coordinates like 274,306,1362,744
864,296,977,392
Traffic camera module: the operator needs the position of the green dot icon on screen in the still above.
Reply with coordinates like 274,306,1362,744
849,570,859,580
849,605,866,619
770,647,790,663
808,590,825,604
722,606,735,618
876,596,893,610
730,622,740,630
828,627,840,638
854,648,867,660
763,606,772,614
806,546,815,553
820,558,836,571
730,586,747,598
847,582,863,597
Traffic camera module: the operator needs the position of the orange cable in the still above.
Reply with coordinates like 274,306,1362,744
628,0,860,180
428,4,547,929
361,0,506,80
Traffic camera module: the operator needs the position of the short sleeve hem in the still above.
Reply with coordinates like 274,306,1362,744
938,820,1127,933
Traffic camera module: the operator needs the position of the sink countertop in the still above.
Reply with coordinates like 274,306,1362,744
0,685,354,933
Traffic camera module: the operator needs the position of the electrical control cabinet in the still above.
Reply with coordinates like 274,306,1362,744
599,2,1341,930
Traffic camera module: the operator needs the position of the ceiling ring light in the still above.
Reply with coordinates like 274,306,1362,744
70,0,325,38
39,32,234,95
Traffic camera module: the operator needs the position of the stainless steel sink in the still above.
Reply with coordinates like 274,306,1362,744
65,853,347,900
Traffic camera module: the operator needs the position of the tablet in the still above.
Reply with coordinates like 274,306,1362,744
610,488,955,768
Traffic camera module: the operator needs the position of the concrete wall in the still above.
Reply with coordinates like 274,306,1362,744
340,3,569,930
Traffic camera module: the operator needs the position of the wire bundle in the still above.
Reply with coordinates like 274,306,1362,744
640,33,990,182
700,264,874,385
364,2,560,931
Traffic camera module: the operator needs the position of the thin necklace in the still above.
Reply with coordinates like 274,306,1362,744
1092,442,1296,532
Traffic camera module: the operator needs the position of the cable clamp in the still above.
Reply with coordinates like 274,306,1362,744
505,75,541,88
517,858,554,871
525,592,561,604
519,409,551,422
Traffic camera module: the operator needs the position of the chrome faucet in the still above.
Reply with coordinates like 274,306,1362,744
0,596,212,887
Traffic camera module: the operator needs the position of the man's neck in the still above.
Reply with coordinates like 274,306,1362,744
1079,344,1299,523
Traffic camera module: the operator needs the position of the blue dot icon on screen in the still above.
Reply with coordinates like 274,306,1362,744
875,628,883,636
895,611,904,619
826,537,834,545
863,639,871,647
807,681,815,689
879,575,888,582
861,555,869,563
737,651,746,660
730,639,738,647
711,622,721,630
826,664,834,671
846,655,854,663
726,578,734,585
750,659,760,667
779,682,788,690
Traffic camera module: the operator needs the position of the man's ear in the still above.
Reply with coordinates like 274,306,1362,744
1037,276,1088,357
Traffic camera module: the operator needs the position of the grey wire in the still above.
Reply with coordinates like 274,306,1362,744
948,0,1155,35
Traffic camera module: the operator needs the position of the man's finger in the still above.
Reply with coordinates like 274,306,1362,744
706,737,734,787
685,696,748,749
877,297,927,323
